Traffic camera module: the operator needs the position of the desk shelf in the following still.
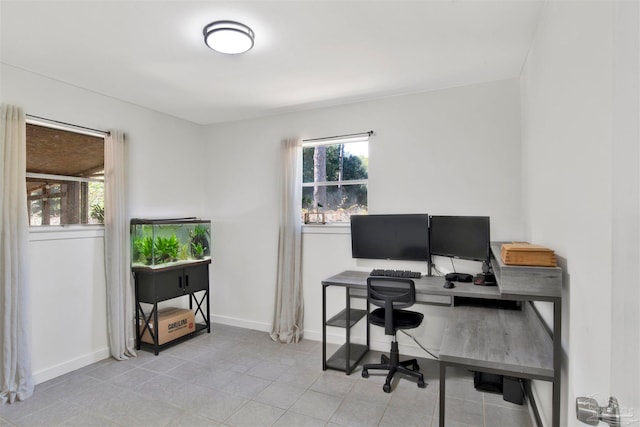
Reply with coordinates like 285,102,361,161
439,303,553,380
325,343,368,372
322,283,369,374
326,308,367,328
490,242,562,300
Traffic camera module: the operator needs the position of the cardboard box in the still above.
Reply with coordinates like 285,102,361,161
501,242,557,267
140,307,195,345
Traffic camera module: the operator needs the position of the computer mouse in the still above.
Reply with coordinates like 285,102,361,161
444,281,455,289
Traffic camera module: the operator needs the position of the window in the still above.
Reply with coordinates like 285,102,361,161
302,135,368,223
26,123,105,226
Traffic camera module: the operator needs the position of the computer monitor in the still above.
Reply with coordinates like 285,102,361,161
350,214,430,261
429,215,490,262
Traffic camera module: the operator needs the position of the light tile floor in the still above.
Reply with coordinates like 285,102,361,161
0,324,535,426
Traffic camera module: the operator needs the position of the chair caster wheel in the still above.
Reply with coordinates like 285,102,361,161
417,379,426,388
361,369,369,378
383,383,391,393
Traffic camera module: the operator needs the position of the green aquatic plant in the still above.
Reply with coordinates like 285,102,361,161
191,242,204,259
134,236,154,264
178,244,190,261
189,225,210,258
154,234,180,263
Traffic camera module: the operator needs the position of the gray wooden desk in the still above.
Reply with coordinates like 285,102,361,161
321,243,562,427
321,270,502,372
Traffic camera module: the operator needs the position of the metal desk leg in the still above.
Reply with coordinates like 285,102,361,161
345,286,351,374
366,299,370,349
553,298,562,427
322,284,327,371
439,362,446,427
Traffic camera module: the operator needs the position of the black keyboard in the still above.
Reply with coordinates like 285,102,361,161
370,269,422,279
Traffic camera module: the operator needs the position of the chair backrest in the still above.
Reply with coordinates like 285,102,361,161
366,277,416,335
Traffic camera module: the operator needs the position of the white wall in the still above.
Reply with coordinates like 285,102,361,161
1,63,208,383
2,65,526,384
28,229,108,384
610,2,640,420
204,79,525,355
521,2,639,425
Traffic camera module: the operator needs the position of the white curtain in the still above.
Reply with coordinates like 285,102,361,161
271,138,304,343
104,130,136,360
0,104,34,403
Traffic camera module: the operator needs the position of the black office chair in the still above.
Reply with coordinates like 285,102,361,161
361,277,426,393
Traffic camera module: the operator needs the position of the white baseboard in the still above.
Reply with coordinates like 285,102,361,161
209,318,439,359
210,314,272,333
33,347,111,385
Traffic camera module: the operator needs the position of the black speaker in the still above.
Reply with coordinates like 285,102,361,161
503,377,525,405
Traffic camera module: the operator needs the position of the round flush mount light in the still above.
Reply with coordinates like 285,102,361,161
203,20,255,54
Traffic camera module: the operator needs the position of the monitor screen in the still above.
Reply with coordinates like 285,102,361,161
429,216,490,262
350,214,430,261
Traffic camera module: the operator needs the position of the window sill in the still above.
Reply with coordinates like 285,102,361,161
302,223,351,235
29,225,105,241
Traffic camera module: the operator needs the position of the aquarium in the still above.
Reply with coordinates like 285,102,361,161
130,218,211,268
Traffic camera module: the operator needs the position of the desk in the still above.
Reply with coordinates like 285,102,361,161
321,244,562,427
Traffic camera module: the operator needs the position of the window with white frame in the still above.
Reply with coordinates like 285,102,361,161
26,123,105,226
302,135,369,223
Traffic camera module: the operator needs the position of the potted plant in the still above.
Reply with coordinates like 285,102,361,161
304,201,326,224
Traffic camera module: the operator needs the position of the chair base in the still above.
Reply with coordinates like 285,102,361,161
361,340,426,393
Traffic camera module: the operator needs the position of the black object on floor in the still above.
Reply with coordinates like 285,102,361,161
473,371,503,394
503,376,525,405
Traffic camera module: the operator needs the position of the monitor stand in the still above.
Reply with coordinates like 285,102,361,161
475,259,497,285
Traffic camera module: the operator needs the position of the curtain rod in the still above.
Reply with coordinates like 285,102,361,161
26,114,110,136
303,130,373,143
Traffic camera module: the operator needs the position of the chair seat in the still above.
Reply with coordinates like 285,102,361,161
370,307,423,331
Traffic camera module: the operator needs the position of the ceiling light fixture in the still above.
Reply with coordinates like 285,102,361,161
203,20,255,54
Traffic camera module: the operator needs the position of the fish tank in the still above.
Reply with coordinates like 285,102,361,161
130,218,211,269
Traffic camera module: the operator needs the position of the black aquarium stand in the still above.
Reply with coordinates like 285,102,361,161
133,259,211,355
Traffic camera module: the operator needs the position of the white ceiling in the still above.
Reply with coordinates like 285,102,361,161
0,1,543,125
